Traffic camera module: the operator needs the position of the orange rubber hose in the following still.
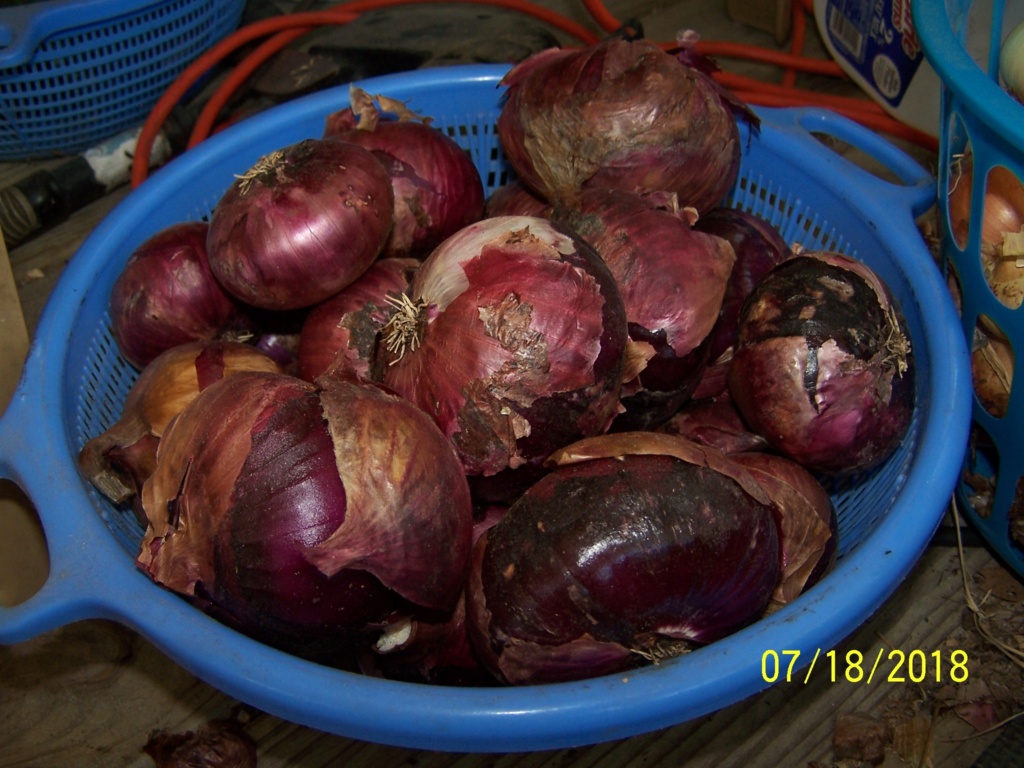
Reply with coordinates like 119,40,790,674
188,26,313,149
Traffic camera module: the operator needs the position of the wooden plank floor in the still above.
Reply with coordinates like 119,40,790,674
2,1,1022,766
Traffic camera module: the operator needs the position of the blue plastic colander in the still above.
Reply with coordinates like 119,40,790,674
915,0,1024,580
0,0,246,160
0,65,971,752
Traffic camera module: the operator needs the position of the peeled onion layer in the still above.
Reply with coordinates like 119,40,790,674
109,221,260,369
381,215,628,477
466,432,780,685
496,36,742,213
557,188,736,429
206,138,395,311
324,86,486,259
138,369,473,665
728,250,915,476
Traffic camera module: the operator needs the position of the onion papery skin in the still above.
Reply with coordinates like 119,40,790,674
324,87,486,259
466,432,780,685
78,340,282,517
557,189,736,430
366,505,507,686
138,370,474,664
297,257,419,382
730,451,838,604
657,390,769,455
728,250,915,476
381,215,628,477
206,138,395,311
110,221,259,369
496,37,742,212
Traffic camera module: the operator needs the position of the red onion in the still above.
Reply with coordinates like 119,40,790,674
496,37,743,212
143,718,256,768
485,179,551,218
109,221,259,369
137,369,474,665
466,431,780,684
658,391,769,455
366,505,506,686
324,86,485,259
557,189,736,429
380,215,628,477
78,340,282,518
730,452,838,605
728,250,915,476
297,257,419,382
206,138,395,311
694,208,791,367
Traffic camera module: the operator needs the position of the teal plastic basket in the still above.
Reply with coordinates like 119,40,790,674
0,0,245,160
0,65,970,751
915,0,1024,579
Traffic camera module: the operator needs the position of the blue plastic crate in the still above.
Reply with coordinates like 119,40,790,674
0,0,245,160
0,65,971,751
915,0,1024,579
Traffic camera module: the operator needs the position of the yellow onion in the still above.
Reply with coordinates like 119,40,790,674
947,155,1024,256
972,317,1014,418
78,340,281,514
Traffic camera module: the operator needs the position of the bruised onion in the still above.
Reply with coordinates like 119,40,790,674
109,221,259,369
728,250,914,476
78,340,281,515
730,452,838,604
496,36,744,212
380,215,628,477
137,369,473,664
324,86,485,259
206,138,394,311
465,432,780,685
297,257,419,382
557,189,735,429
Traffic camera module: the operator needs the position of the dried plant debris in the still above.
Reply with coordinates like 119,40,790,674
143,717,257,768
822,546,1024,767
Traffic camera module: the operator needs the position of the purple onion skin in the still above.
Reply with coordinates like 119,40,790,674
731,451,839,604
324,100,485,260
558,189,736,430
728,251,915,477
138,370,474,665
297,257,419,382
110,221,259,369
693,207,792,367
382,216,628,477
658,391,769,455
466,441,780,685
206,138,395,311
496,38,741,213
485,180,552,218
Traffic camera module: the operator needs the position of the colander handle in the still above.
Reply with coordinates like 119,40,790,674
0,356,140,644
775,108,937,220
